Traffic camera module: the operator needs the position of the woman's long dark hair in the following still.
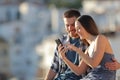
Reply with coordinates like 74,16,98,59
76,15,99,45
77,15,99,36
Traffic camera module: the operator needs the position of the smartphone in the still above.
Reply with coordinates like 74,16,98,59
55,39,63,46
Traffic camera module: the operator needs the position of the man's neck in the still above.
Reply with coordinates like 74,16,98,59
70,35,79,39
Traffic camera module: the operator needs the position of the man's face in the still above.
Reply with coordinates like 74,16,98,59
63,17,79,38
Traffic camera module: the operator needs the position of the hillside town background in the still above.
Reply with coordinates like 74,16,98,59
0,0,120,80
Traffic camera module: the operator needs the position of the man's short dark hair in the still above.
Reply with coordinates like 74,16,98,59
63,9,81,18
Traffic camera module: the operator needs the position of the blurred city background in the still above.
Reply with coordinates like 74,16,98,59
0,0,120,80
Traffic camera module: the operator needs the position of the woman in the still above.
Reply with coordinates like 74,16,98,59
58,15,116,80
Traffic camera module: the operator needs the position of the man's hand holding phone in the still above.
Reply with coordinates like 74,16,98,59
55,39,63,46
55,39,66,59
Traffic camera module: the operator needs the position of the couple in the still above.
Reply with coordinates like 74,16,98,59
45,9,116,80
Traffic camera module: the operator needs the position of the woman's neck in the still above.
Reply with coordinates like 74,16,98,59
86,34,97,44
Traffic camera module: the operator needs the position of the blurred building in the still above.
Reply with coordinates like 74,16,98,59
0,38,10,79
0,1,51,80
82,0,120,33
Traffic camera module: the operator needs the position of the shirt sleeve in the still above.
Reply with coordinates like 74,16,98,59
50,48,60,73
50,35,67,73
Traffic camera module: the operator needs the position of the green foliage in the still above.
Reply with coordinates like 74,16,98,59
48,0,83,9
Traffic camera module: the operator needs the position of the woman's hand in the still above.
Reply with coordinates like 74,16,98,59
65,43,82,54
105,58,120,70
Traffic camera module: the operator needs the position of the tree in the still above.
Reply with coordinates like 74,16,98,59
48,0,83,9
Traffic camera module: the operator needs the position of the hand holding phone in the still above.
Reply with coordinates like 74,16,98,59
55,39,66,57
55,39,63,46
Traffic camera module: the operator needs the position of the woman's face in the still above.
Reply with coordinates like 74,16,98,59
75,21,87,39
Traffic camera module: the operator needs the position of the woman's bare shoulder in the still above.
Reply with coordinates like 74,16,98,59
96,34,107,41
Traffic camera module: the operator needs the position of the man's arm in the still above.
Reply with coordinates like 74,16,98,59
105,58,120,70
44,69,57,80
45,47,60,80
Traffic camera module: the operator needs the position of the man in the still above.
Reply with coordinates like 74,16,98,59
105,58,120,70
45,9,87,80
